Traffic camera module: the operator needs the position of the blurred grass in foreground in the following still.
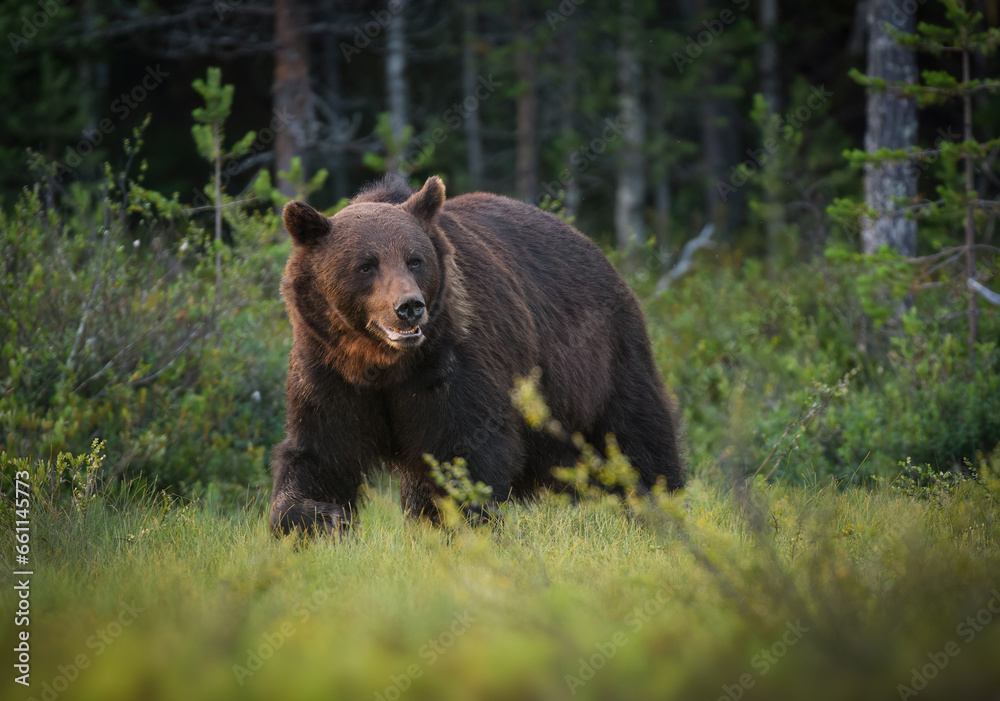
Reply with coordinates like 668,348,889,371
2,462,999,701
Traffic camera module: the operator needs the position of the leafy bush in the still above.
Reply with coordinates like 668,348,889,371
0,150,290,500
633,253,999,481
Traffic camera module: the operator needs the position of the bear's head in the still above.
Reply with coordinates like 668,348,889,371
281,176,463,384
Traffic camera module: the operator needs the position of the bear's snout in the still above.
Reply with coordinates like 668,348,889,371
394,296,426,326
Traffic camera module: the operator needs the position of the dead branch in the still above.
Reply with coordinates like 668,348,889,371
969,278,1000,306
655,223,715,294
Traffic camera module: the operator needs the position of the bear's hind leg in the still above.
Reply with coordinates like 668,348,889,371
599,382,685,493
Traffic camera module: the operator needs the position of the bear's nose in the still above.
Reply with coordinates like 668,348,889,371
395,297,425,325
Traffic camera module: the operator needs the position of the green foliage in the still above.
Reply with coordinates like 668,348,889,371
891,1,1000,59
824,244,913,327
742,80,852,261
362,112,417,174
1,145,289,500
189,65,260,261
511,368,560,435
0,439,104,534
512,369,642,498
191,67,257,164
536,191,576,224
635,257,1000,482
551,435,641,499
0,0,89,199
253,158,335,210
885,456,983,502
424,454,494,526
277,157,329,204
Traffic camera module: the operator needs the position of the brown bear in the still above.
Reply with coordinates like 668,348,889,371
270,175,684,535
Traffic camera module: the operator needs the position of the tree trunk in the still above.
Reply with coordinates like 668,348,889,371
274,0,312,198
758,0,788,267
514,29,538,203
691,0,742,239
213,123,222,310
962,38,978,360
862,0,918,256
320,0,348,201
649,67,669,250
462,2,484,189
700,78,728,235
614,1,646,252
560,26,581,218
848,0,869,55
77,0,108,182
758,0,780,114
385,0,408,174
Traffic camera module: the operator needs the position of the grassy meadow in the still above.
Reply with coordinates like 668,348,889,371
2,467,1000,701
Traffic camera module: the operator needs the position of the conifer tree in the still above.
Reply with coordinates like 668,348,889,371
191,67,257,309
831,0,1000,360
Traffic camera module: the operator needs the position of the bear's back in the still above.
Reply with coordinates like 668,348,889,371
441,192,626,299
439,192,647,425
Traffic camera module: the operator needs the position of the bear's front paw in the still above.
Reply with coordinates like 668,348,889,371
270,498,353,539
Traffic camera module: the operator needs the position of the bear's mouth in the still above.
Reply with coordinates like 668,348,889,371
374,321,424,348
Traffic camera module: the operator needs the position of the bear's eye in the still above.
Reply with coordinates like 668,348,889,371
407,258,422,269
357,263,375,274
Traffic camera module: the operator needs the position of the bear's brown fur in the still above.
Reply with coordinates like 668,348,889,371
270,175,683,535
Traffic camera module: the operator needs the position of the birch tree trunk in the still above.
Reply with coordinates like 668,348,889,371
614,0,646,252
274,0,312,198
759,0,787,265
385,0,408,174
862,0,918,255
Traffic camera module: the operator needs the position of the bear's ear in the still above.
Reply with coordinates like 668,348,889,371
403,176,446,224
283,201,332,246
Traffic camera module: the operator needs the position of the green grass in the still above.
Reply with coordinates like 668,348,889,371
3,471,1000,701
